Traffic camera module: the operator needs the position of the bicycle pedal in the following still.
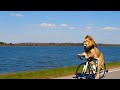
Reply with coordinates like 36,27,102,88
73,76,77,78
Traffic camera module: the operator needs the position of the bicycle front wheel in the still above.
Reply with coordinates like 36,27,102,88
75,62,90,79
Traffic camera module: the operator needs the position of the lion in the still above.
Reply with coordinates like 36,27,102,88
78,35,104,79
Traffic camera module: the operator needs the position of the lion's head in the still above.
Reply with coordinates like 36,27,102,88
83,35,97,50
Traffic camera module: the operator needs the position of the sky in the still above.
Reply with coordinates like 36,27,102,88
0,11,120,44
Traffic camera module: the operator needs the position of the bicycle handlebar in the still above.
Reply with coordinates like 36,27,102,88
78,54,85,60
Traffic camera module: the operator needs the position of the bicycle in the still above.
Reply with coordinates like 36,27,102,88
75,54,108,79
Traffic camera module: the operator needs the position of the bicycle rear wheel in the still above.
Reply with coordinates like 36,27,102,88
99,63,106,79
75,62,90,79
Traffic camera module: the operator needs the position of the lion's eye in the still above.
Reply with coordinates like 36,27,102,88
84,41,87,43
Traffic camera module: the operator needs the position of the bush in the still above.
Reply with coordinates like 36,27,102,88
0,42,6,45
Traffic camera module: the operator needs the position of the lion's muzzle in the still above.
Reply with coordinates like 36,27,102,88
83,43,87,48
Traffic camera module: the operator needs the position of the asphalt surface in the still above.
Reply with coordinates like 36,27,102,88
53,67,120,79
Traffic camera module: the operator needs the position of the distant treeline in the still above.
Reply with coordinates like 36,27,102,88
0,42,82,46
0,42,120,46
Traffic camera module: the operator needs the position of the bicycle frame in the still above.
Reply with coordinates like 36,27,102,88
82,61,89,74
82,60,97,73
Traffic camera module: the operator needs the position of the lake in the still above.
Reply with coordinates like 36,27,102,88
0,46,120,74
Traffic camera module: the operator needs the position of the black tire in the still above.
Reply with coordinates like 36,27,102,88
75,62,90,79
89,63,106,79
99,63,106,79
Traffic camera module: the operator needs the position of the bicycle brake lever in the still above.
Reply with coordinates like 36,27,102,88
78,54,83,60
80,57,83,60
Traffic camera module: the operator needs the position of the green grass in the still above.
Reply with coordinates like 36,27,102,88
106,61,120,69
0,61,120,79
0,66,77,79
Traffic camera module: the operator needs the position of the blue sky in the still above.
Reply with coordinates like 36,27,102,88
0,11,120,44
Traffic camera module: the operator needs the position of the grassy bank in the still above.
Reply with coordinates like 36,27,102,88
0,61,120,79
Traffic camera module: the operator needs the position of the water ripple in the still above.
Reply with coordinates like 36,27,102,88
0,46,120,73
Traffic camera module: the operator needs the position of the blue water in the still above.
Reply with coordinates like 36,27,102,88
0,46,120,74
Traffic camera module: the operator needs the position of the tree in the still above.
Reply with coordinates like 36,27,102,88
0,42,6,45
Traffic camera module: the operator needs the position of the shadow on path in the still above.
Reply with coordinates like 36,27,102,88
73,73,96,79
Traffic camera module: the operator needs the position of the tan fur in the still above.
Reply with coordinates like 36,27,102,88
79,35,104,79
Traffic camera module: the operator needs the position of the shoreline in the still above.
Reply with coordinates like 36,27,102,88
1,42,120,46
0,61,120,79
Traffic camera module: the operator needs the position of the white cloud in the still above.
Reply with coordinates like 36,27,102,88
69,27,76,30
84,24,96,30
32,23,56,28
32,23,77,30
9,13,24,17
86,26,93,30
99,26,120,31
59,24,69,27
84,25,120,31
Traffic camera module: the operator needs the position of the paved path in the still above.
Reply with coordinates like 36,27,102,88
103,67,120,79
53,67,120,79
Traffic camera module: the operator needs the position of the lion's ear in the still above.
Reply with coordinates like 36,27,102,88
85,35,90,39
